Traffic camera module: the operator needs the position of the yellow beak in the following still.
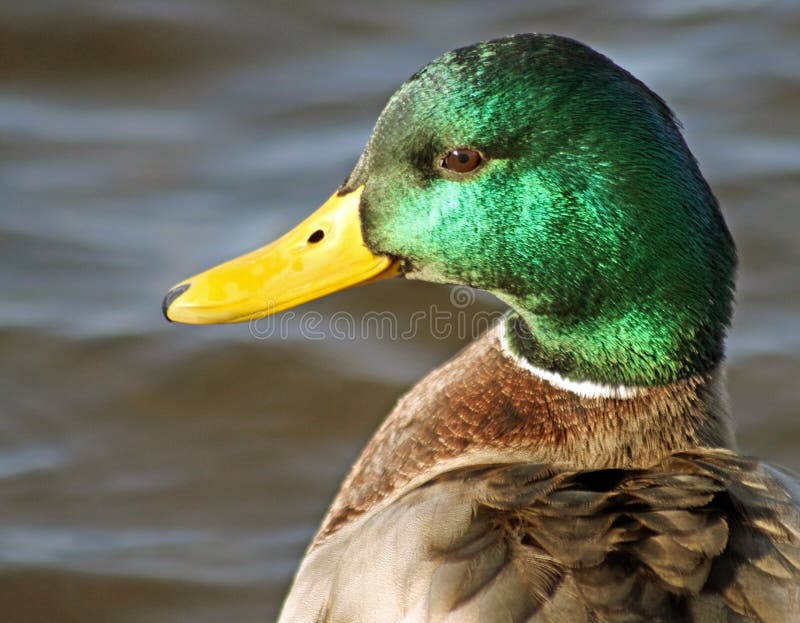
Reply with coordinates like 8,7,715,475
163,186,400,324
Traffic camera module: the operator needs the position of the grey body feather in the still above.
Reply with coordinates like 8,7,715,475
279,450,799,622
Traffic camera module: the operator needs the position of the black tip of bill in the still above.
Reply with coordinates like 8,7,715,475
162,283,191,322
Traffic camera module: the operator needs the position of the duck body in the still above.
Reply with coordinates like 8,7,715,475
279,324,799,622
163,34,800,622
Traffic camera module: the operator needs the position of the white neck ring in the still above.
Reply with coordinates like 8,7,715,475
496,319,645,400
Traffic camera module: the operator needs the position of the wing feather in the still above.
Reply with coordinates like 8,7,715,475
279,449,800,622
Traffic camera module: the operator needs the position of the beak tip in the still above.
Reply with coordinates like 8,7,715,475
162,283,191,322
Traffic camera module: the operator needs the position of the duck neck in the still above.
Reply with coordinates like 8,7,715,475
502,300,727,388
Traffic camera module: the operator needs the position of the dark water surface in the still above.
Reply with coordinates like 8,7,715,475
2,1,799,620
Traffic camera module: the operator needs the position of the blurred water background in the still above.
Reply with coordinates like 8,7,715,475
1,1,798,621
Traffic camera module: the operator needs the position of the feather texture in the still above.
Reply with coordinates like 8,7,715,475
280,450,799,622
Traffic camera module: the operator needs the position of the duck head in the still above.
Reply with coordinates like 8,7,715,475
164,34,736,388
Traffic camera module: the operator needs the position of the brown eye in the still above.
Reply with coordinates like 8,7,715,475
442,148,483,173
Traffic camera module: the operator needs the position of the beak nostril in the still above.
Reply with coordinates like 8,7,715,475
162,283,191,322
307,229,325,244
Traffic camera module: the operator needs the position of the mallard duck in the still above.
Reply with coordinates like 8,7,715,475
163,34,799,622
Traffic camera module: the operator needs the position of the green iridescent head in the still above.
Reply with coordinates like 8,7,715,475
346,34,736,386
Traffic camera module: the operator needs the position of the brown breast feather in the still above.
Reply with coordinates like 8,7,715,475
315,325,734,544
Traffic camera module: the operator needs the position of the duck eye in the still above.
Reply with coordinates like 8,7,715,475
442,148,483,174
